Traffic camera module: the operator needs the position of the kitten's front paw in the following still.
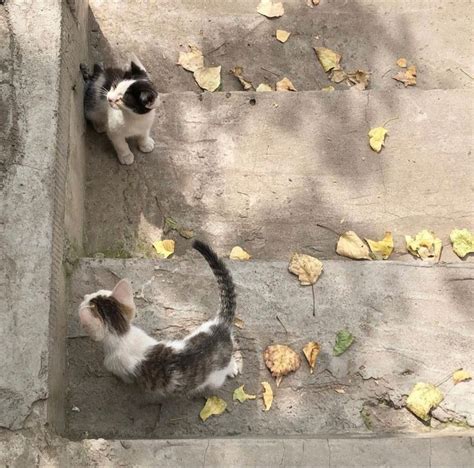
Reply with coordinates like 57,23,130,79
138,137,155,153
118,151,134,165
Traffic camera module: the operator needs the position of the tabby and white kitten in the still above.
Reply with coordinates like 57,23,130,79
78,241,239,394
80,60,158,165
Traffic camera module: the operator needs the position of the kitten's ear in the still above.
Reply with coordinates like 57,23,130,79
111,279,135,312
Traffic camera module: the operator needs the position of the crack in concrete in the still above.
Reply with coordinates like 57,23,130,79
202,439,210,468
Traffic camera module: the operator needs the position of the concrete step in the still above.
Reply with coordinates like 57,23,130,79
84,88,473,261
66,257,474,439
88,0,474,92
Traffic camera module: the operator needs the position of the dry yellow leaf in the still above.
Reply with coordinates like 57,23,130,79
230,66,253,90
334,388,346,394
193,66,221,92
276,29,291,43
288,253,323,285
336,231,371,260
303,341,321,374
330,68,347,83
450,228,474,258
453,369,472,384
152,239,175,258
177,45,204,72
257,0,284,18
322,85,335,92
229,246,251,260
233,385,257,403
199,396,227,421
234,317,245,329
406,383,443,421
396,57,407,68
264,344,301,386
366,232,394,260
256,83,273,92
261,381,273,411
405,230,442,261
368,127,388,152
393,65,416,87
276,77,297,91
347,70,370,90
314,47,342,72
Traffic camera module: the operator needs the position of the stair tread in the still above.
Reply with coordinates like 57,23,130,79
66,257,474,439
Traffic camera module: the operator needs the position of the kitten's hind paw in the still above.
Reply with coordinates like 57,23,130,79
118,151,135,165
138,137,155,153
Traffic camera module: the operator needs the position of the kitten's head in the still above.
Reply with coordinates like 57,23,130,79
79,279,136,342
107,60,158,114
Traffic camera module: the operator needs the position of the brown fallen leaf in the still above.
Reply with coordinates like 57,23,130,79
234,318,245,329
230,66,253,90
303,341,321,374
330,68,347,83
177,45,204,72
261,381,274,411
276,77,297,91
194,66,221,92
314,47,342,72
288,253,323,285
393,65,416,87
334,388,346,394
256,83,273,92
264,344,301,386
257,0,284,18
276,29,291,43
307,0,320,6
347,70,370,90
336,231,371,260
396,57,407,68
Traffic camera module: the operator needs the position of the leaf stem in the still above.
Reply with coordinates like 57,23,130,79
435,368,462,387
311,284,316,317
382,116,399,127
275,315,288,334
316,223,341,236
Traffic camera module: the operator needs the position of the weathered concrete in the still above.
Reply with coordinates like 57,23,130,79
84,89,474,261
1,432,473,467
88,0,474,93
0,0,89,432
66,257,474,439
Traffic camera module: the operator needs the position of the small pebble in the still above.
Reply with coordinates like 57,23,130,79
71,406,80,413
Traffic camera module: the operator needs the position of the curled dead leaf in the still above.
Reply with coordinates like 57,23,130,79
233,385,256,403
152,239,175,258
230,66,253,90
393,65,416,87
288,253,323,285
368,127,388,153
234,317,245,329
405,230,442,262
366,232,394,260
230,246,251,260
276,29,291,43
303,341,321,374
194,66,221,92
336,231,371,260
257,0,284,18
199,396,227,421
347,70,370,90
452,369,472,384
276,77,297,91
314,47,342,72
177,45,204,72
261,381,273,411
406,383,443,421
264,344,301,386
330,68,347,83
256,83,273,92
396,57,407,68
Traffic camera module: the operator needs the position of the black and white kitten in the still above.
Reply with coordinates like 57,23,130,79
80,59,158,165
78,241,239,394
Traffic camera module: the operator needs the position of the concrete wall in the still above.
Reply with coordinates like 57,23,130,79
0,0,88,432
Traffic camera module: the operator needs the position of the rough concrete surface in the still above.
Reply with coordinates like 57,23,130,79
85,89,473,261
0,0,63,430
66,257,474,439
88,0,474,93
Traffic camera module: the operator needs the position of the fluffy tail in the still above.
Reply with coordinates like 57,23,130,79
193,240,236,326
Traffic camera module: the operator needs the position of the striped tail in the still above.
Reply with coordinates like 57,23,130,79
192,240,236,326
